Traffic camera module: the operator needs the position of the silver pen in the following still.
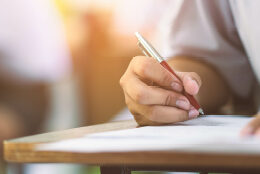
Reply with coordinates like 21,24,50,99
135,32,204,115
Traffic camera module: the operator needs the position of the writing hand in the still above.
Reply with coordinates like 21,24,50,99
120,56,202,126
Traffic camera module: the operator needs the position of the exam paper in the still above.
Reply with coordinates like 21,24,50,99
37,115,260,154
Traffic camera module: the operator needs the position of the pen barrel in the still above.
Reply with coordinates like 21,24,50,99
183,91,201,110
160,61,181,81
160,61,201,110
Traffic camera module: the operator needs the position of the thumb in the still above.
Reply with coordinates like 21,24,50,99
176,72,202,95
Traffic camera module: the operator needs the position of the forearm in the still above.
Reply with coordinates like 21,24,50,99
168,56,230,113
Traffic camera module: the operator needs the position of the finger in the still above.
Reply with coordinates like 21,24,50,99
240,116,260,137
126,94,198,125
255,128,260,138
131,56,183,92
129,112,161,126
124,76,191,110
144,105,198,124
176,71,202,95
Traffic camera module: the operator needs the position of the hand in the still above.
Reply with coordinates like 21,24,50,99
120,56,202,126
240,113,260,137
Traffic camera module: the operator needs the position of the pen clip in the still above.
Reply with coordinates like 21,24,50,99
137,42,151,57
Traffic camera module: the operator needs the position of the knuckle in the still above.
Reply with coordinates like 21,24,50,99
164,93,174,106
131,56,147,66
133,87,147,104
131,56,140,64
135,59,151,77
137,64,148,77
188,72,202,86
163,92,184,106
161,71,173,84
133,57,157,77
129,56,140,69
132,56,144,62
119,76,125,87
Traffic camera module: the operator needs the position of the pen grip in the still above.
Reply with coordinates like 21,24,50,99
160,60,201,110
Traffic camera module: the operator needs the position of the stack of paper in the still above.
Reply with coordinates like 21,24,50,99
37,115,260,154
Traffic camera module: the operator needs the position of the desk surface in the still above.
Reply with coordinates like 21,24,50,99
4,120,260,172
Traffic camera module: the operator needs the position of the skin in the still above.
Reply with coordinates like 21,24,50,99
120,56,229,126
241,113,260,137
120,55,259,137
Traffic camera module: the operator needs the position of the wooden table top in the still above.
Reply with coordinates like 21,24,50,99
4,120,260,171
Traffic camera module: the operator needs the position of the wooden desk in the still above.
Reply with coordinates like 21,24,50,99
4,120,260,174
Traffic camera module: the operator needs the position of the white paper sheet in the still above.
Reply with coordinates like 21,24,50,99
37,115,260,154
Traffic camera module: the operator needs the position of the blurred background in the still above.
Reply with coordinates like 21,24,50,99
0,0,171,174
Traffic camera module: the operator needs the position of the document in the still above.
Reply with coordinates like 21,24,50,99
37,115,260,154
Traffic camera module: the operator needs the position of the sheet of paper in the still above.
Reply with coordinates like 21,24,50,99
37,115,260,154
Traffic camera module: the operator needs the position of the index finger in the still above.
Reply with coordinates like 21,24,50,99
131,56,183,92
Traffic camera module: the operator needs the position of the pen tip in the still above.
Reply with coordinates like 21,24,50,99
198,108,204,115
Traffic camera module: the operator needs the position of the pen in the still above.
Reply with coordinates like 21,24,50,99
135,32,204,115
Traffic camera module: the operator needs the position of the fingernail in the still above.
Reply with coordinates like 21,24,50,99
187,76,199,86
188,109,199,119
176,99,190,110
171,82,183,92
187,77,199,94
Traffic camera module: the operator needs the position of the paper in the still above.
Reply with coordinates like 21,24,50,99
37,115,260,154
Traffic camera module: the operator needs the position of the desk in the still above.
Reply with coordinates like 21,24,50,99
4,120,260,174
